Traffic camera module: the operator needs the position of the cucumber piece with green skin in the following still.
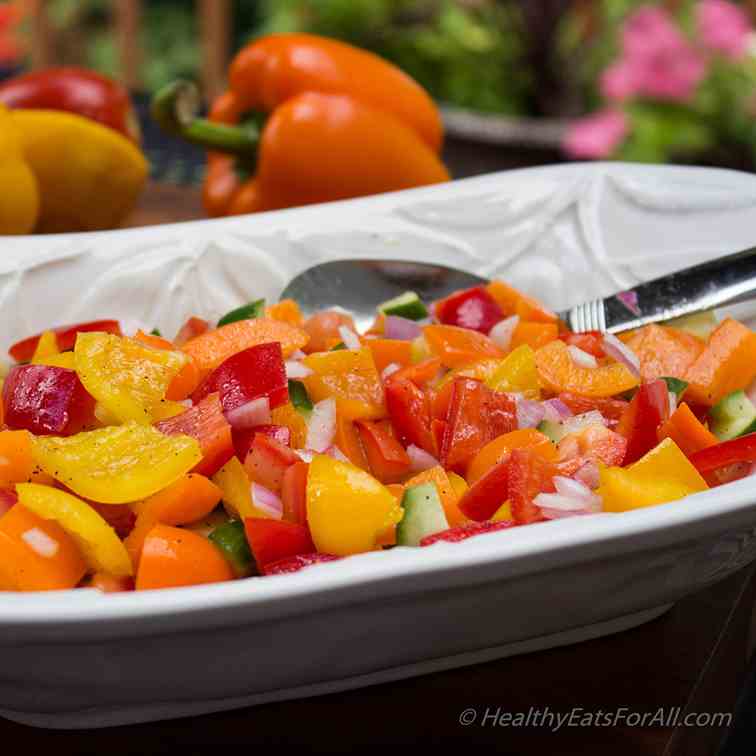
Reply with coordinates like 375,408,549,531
396,483,449,547
288,379,313,417
661,377,688,399
537,419,566,444
378,291,428,321
208,519,256,577
710,390,756,441
217,298,266,327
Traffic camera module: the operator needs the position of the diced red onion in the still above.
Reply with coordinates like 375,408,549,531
285,360,312,379
562,410,607,436
542,398,572,423
568,345,598,368
384,315,422,341
296,449,315,463
668,391,678,415
224,396,271,429
533,493,589,511
251,483,283,520
746,377,756,407
381,362,401,382
21,527,59,558
306,398,336,452
516,397,545,429
553,475,600,506
338,325,361,350
539,506,595,520
290,350,306,360
407,444,439,473
602,332,640,377
573,460,600,489
488,315,519,351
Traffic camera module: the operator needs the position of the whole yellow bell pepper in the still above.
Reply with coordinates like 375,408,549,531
0,105,38,234
1,105,148,234
598,438,708,512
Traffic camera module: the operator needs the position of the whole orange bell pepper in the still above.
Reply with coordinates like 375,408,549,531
152,33,449,216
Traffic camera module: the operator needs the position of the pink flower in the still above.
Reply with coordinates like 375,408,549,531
696,0,751,59
622,6,689,58
638,43,707,101
563,109,629,159
600,59,642,101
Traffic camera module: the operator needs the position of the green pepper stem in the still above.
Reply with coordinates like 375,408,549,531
150,80,260,158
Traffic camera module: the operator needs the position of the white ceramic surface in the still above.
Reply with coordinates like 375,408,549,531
3,163,756,729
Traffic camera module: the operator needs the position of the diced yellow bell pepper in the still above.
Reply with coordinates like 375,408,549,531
270,402,308,449
433,359,501,391
447,471,469,501
486,344,541,399
598,438,708,512
36,352,76,370
410,335,431,364
492,501,513,521
306,454,403,556
30,423,201,504
75,331,188,424
150,399,190,421
303,348,385,420
16,482,132,576
212,456,270,519
31,330,59,363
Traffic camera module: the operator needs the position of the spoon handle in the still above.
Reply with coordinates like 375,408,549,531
561,246,756,333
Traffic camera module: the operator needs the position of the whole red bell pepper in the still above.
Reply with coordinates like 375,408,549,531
9,319,122,363
243,433,300,492
3,364,94,436
689,432,756,473
508,448,557,525
458,459,511,521
245,518,315,569
192,341,288,412
440,378,517,470
155,393,233,477
436,286,504,334
384,377,435,455
617,379,670,464
0,67,140,142
355,419,411,483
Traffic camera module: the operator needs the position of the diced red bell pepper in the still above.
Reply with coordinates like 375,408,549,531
174,316,209,347
458,459,510,522
0,489,17,518
244,433,300,492
2,364,94,436
440,378,517,471
420,519,515,546
555,424,628,477
436,286,504,334
689,432,756,473
508,448,557,525
192,341,288,412
559,331,605,358
385,377,435,455
558,392,629,426
233,424,291,461
432,419,446,456
9,319,122,363
617,379,670,465
281,461,309,524
155,393,233,477
244,518,315,569
262,552,339,575
386,357,442,387
355,419,411,483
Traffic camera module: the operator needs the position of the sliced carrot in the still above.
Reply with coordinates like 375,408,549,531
403,465,467,527
0,430,34,488
133,329,202,400
622,324,703,383
365,338,413,375
423,325,504,368
466,428,556,485
657,402,718,457
124,474,222,567
684,318,756,406
136,523,233,590
510,321,559,351
265,299,303,327
335,414,370,470
182,318,309,376
486,280,558,323
0,503,87,591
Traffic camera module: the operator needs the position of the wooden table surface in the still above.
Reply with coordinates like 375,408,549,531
4,180,753,755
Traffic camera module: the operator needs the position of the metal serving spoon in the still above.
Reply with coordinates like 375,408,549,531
281,247,756,333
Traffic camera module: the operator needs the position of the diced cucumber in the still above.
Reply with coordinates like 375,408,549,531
150,327,162,337
288,379,313,417
665,310,718,340
410,335,431,363
217,298,266,327
396,483,449,547
661,377,688,399
330,341,347,351
710,390,756,441
537,419,566,444
208,519,256,577
378,291,428,321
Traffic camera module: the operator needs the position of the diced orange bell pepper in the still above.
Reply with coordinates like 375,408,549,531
303,348,385,420
334,414,370,470
466,428,556,485
355,419,411,483
403,465,467,527
136,523,234,590
85,572,134,593
134,329,202,400
657,402,718,457
535,340,639,397
182,318,309,376
509,321,559,351
265,299,303,327
684,318,756,406
365,338,413,375
302,310,356,354
0,503,87,591
174,316,209,347
0,430,34,488
271,402,308,449
386,357,441,386
486,280,558,323
622,324,703,383
423,324,504,368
